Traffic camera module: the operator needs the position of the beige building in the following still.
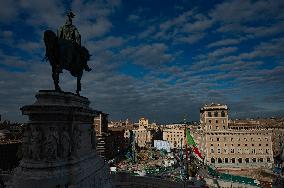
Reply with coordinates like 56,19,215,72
138,117,149,129
229,118,284,157
124,118,153,148
133,129,153,147
162,128,185,149
198,103,274,168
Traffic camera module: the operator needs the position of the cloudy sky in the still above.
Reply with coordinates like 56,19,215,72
0,0,284,123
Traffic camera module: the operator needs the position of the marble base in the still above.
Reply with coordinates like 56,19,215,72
11,90,113,188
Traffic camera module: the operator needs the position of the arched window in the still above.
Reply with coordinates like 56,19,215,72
245,158,249,163
221,111,225,117
218,158,222,163
214,111,218,117
211,158,215,163
238,158,242,163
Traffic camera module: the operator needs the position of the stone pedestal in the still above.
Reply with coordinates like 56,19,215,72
12,90,113,188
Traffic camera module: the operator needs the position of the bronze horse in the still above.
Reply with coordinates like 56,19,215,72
43,30,91,94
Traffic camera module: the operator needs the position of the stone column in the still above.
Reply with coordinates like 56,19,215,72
12,90,113,188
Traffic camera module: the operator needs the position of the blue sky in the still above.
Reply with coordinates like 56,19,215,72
0,0,284,123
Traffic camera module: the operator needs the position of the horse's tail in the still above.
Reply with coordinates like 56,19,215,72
81,46,91,61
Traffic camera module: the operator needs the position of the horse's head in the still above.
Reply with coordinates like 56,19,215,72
43,30,60,67
43,30,57,48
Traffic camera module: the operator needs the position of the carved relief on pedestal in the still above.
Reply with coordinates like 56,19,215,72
71,126,82,157
60,127,71,158
30,127,43,160
22,125,32,159
44,127,59,161
22,124,84,161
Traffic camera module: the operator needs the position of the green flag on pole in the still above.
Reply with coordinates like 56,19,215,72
186,128,197,146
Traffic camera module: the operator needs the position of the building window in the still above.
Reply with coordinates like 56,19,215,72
217,138,219,141
238,144,240,146
216,120,218,124
231,158,235,163
238,158,242,163
231,148,234,153
216,126,219,129
221,111,225,117
237,148,242,154
252,158,256,163
214,111,218,117
208,112,212,117
245,144,247,146
252,144,254,146
218,148,221,154
218,158,222,163
211,158,215,163
259,144,261,146
210,147,214,154
258,158,263,163
225,158,228,163
267,158,270,163
245,158,249,163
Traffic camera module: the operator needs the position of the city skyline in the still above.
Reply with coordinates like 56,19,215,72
0,0,284,123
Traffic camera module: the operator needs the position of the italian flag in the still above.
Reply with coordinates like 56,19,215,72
186,128,203,159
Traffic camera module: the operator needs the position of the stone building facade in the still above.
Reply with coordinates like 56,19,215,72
138,118,149,129
122,118,154,148
162,128,185,149
132,128,153,148
93,112,109,158
198,103,274,168
229,119,284,157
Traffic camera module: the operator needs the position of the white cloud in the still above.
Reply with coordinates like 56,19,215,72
0,0,19,23
207,38,241,48
121,43,174,68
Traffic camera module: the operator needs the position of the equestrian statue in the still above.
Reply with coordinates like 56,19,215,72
43,11,91,95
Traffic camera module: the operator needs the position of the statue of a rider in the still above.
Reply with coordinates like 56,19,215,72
57,11,91,72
